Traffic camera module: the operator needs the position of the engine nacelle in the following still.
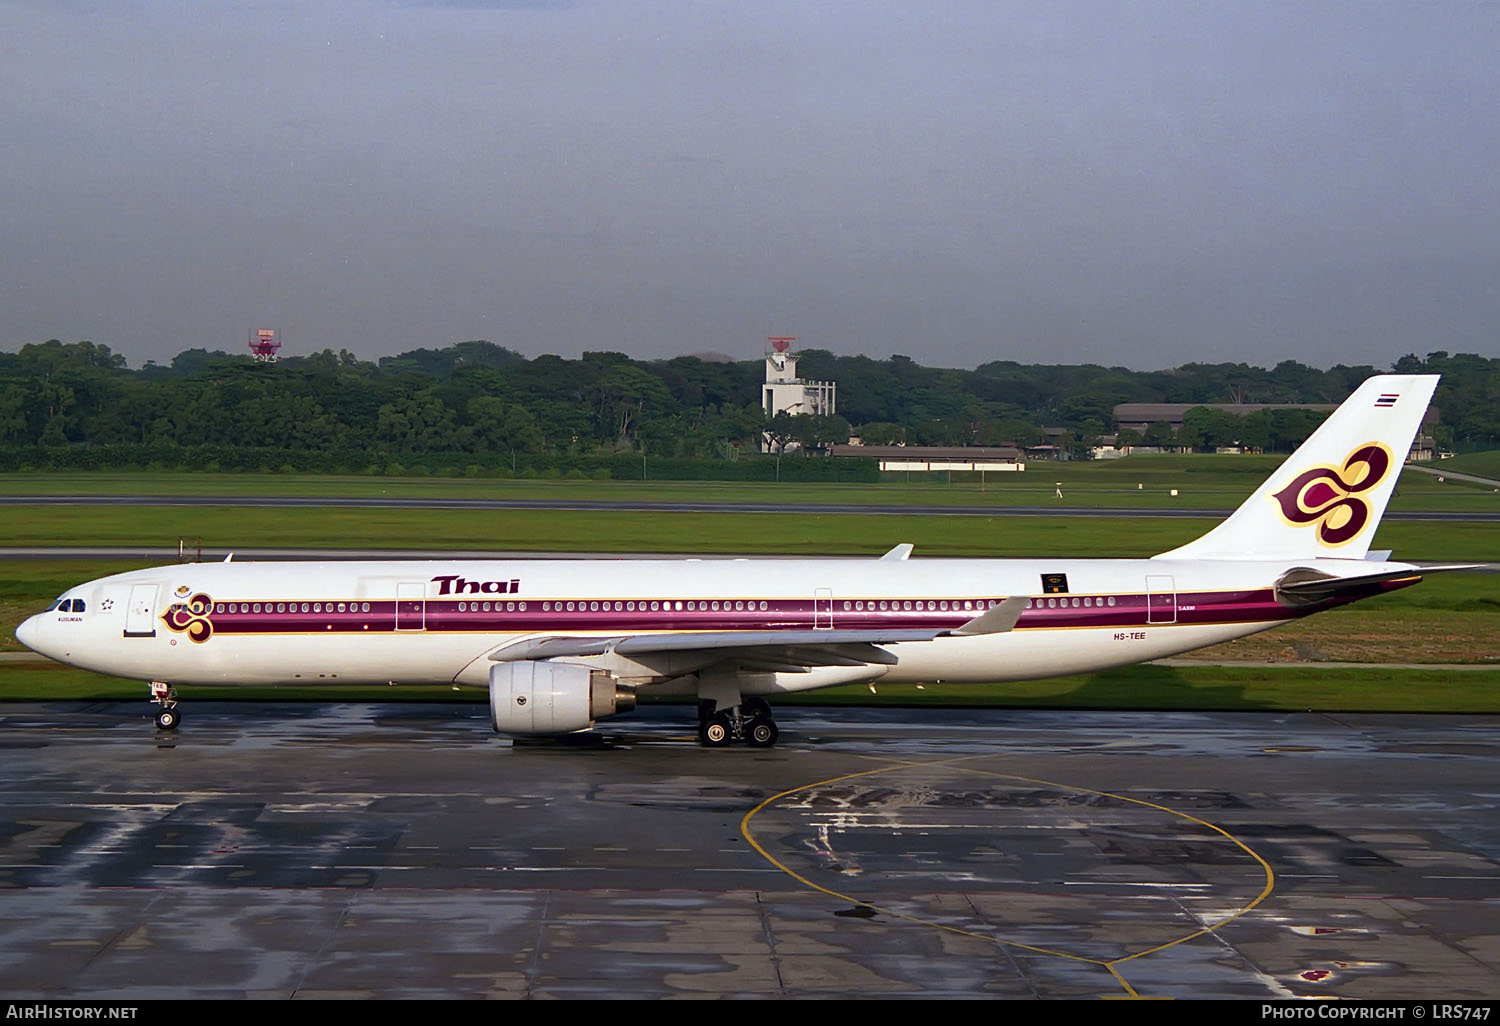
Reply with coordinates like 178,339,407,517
489,661,635,736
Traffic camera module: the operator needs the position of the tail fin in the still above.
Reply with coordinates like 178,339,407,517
1155,374,1439,561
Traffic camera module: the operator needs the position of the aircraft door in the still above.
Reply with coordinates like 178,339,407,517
396,581,426,631
1145,574,1177,624
124,584,158,637
814,587,833,629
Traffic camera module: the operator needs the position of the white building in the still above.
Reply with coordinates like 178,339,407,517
760,338,836,452
762,338,835,418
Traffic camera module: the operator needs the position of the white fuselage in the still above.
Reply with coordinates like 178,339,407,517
16,554,1403,694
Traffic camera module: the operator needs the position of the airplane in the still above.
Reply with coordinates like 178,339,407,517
15,374,1472,747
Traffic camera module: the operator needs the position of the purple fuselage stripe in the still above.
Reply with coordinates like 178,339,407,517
163,579,1417,640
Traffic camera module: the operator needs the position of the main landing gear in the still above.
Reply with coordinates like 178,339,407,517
150,682,180,731
698,697,779,749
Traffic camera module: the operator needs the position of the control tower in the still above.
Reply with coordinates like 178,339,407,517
760,337,836,453
762,337,835,418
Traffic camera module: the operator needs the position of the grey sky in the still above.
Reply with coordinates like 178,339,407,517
2,1,1497,370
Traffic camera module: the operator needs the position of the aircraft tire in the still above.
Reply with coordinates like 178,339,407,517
155,708,180,731
700,714,733,748
746,720,779,748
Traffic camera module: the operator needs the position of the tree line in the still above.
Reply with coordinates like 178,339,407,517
0,339,1492,476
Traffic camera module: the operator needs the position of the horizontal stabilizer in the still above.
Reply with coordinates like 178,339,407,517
1276,563,1479,605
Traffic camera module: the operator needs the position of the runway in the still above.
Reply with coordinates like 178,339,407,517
1,702,1497,999
4,493,1499,520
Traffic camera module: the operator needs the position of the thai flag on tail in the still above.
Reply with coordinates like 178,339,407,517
1375,393,1399,407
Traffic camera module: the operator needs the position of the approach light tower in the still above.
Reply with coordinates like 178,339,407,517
248,328,281,363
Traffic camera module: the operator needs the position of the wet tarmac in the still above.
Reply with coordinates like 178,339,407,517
0,701,1497,999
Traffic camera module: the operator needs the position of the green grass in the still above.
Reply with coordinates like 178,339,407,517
0,504,1201,553
2,460,1498,511
1435,451,1500,481
1,504,1496,561
4,660,1498,713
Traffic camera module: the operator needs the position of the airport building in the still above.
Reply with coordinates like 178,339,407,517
828,444,1024,474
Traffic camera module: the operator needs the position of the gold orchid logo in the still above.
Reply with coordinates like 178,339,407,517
162,592,214,643
1270,443,1393,547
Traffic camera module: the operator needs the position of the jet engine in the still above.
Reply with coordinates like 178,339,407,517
489,661,635,735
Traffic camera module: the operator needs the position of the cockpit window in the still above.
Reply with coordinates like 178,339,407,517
71,599,85,612
44,596,65,612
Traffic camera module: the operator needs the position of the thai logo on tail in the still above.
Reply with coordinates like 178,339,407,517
1270,443,1393,547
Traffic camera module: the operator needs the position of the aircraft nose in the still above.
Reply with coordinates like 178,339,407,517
15,615,42,653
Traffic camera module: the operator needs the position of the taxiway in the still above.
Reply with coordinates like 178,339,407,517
0,703,1496,999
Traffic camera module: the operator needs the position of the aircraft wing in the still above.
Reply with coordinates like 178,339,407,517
490,596,1029,666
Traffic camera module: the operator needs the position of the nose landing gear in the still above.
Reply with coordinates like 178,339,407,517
150,682,180,731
